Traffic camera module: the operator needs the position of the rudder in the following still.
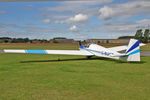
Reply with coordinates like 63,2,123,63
126,39,140,62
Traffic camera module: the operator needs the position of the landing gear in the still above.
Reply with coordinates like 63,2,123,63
86,56,93,59
58,56,60,61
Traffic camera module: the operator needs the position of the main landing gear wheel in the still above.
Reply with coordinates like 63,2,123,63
86,56,93,59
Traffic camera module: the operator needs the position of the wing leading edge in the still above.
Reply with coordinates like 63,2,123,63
3,49,94,56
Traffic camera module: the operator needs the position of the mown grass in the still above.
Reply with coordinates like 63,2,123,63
141,44,150,51
0,44,150,100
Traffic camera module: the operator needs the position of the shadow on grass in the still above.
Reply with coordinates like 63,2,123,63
20,57,99,63
20,57,146,64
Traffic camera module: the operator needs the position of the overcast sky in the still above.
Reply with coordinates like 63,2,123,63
0,0,150,40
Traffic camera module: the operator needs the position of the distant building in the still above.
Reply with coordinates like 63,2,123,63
85,39,130,44
53,37,74,43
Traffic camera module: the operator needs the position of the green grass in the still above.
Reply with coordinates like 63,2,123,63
141,45,150,51
0,45,150,100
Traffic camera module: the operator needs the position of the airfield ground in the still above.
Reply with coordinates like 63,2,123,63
0,43,150,100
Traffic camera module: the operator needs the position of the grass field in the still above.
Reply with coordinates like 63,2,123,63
0,44,150,100
0,43,149,51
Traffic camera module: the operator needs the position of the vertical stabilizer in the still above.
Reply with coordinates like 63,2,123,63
126,39,140,62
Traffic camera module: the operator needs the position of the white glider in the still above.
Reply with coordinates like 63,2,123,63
0,39,145,62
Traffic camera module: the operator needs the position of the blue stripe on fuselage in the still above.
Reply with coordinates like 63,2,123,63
26,50,47,54
80,48,114,56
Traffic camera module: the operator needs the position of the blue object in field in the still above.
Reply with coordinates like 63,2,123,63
26,50,47,54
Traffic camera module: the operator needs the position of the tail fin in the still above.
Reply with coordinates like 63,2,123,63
125,39,140,62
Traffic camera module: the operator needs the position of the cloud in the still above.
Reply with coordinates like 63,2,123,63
41,0,112,20
99,1,150,20
136,19,150,29
0,28,55,39
43,19,51,24
97,19,150,35
43,14,71,19
137,19,150,24
56,14,89,24
84,18,150,39
23,27,59,33
67,14,88,23
0,22,66,39
70,25,78,32
0,22,62,34
99,6,114,20
43,0,112,12
0,28,31,38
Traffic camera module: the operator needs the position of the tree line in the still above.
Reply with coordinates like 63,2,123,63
0,37,49,43
135,29,150,43
118,29,150,43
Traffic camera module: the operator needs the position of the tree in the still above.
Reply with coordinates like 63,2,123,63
143,29,150,43
135,29,143,42
24,38,30,43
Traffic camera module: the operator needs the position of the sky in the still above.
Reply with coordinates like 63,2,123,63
0,0,150,40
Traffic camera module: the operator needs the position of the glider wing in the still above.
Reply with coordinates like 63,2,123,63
2,49,94,56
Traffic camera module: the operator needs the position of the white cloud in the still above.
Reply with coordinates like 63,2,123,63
56,14,89,24
43,19,51,24
41,0,112,20
99,6,114,20
70,25,78,32
67,14,88,23
99,1,150,20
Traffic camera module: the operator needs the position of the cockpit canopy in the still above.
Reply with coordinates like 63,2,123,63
80,44,91,49
83,44,91,48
